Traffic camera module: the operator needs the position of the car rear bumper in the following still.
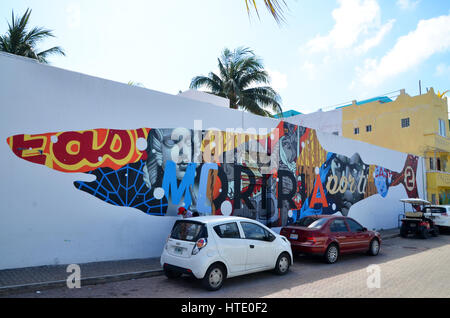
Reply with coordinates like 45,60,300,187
289,241,326,255
163,263,195,276
160,250,209,279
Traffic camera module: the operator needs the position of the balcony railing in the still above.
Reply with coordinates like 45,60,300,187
423,133,450,152
426,170,450,189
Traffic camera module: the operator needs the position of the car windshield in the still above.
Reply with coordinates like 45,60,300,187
170,221,207,242
295,217,328,229
423,207,447,214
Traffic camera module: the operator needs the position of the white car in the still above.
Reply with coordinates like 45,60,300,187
160,216,293,291
423,205,450,229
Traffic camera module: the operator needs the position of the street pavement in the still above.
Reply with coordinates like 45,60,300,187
4,231,450,298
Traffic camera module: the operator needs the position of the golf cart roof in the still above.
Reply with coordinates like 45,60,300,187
400,198,431,205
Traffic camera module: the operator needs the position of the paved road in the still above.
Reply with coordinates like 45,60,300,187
6,233,450,298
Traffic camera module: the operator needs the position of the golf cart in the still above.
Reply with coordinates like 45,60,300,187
399,198,439,239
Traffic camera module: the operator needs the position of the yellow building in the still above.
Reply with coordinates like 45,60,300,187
341,88,450,204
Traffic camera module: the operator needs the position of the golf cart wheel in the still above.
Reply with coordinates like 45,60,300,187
368,238,380,256
324,243,339,264
420,226,430,239
431,225,439,237
400,223,408,238
202,263,226,291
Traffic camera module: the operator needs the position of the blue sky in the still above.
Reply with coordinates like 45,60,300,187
1,0,449,114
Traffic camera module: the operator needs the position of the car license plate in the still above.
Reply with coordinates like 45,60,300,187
290,234,298,240
174,246,184,255
410,223,416,227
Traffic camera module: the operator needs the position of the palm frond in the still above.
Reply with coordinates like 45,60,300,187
37,46,65,63
245,0,288,25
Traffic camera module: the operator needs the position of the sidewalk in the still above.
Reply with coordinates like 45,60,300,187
0,257,163,296
0,228,399,296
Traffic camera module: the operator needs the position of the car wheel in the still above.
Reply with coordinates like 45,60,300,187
400,223,408,238
324,243,339,264
368,238,380,256
202,264,226,291
274,253,291,275
420,226,430,239
164,267,182,279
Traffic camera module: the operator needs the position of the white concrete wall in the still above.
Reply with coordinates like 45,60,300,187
286,109,343,136
0,53,424,269
178,89,230,108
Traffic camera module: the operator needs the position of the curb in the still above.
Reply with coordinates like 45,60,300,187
0,268,164,296
381,232,400,240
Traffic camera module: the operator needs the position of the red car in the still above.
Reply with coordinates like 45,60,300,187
280,215,381,264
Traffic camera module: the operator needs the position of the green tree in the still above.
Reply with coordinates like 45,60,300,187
0,8,65,63
190,47,282,117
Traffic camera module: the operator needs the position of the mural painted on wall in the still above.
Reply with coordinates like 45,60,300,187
6,122,420,227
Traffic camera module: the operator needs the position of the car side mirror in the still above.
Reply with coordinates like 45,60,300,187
362,227,367,232
266,234,276,242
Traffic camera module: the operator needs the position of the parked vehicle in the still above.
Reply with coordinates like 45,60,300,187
280,215,381,264
423,205,450,230
399,199,439,239
160,216,293,291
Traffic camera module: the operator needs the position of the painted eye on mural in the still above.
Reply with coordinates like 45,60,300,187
163,136,180,148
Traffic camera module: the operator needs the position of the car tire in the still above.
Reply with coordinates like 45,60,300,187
367,238,380,256
400,223,408,238
274,252,291,275
324,243,339,264
202,263,226,291
164,267,182,279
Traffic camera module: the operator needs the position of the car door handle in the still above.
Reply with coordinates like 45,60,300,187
250,245,255,249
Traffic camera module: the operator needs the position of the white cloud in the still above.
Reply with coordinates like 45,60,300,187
397,0,419,11
306,0,389,53
355,19,395,54
267,69,288,91
248,68,288,92
357,14,450,87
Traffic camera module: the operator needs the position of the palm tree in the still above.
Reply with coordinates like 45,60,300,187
190,47,282,117
0,8,65,64
245,0,288,24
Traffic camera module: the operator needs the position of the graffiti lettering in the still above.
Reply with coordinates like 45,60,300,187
309,174,328,208
327,174,362,194
7,124,420,226
52,130,133,168
404,166,415,192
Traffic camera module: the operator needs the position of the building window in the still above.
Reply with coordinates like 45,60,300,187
439,119,447,137
429,158,435,170
401,118,410,128
366,125,372,132
354,128,360,135
332,131,339,136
